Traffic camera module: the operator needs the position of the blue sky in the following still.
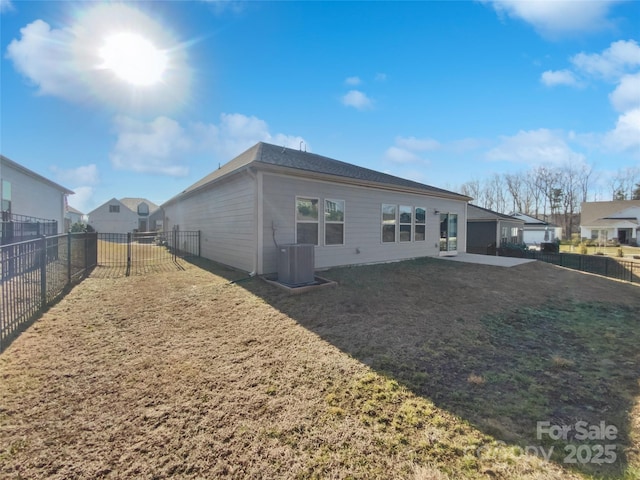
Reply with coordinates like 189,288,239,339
1,0,639,213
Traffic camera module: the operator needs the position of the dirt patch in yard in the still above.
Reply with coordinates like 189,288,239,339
1,257,638,479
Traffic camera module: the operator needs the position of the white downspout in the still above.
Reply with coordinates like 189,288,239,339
246,168,261,275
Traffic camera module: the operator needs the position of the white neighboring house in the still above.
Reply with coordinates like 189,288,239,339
65,205,85,230
87,197,159,234
510,212,562,248
161,142,471,275
580,200,640,246
1,154,74,239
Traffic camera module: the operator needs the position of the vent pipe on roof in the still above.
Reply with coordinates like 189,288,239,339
299,141,306,152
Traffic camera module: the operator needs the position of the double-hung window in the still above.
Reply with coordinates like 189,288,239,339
399,206,412,242
296,197,319,245
415,207,426,241
382,204,397,243
325,199,345,245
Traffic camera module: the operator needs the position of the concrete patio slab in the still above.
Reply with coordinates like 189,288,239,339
437,253,535,268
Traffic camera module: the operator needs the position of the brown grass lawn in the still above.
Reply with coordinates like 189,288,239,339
1,257,639,479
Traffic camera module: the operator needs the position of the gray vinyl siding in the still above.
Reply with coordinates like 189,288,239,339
164,173,256,272
261,173,467,273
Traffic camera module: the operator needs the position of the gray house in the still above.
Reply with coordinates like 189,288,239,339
161,142,470,275
87,197,159,234
467,204,524,255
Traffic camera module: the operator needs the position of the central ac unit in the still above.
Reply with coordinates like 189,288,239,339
277,244,315,286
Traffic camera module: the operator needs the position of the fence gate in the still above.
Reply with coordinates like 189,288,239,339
96,231,200,276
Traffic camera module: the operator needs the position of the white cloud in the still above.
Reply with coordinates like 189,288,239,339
341,90,373,110
5,20,80,100
486,129,585,165
484,0,619,38
4,5,190,111
571,40,640,80
609,72,640,113
345,76,361,86
1,0,14,13
603,108,640,155
195,113,307,159
110,113,307,176
384,136,440,164
395,136,440,152
540,69,581,87
110,116,193,176
51,164,99,186
68,186,95,214
385,147,422,164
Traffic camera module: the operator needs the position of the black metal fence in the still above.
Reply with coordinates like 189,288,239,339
0,230,201,352
500,249,639,284
1,212,58,245
95,230,200,276
1,232,97,352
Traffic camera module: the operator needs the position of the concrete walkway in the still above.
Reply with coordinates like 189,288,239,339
438,253,535,268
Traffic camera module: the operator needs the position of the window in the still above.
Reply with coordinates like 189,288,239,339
137,202,149,216
510,227,519,243
399,205,412,242
501,226,509,245
109,205,120,213
325,199,345,245
1,180,11,213
382,204,397,243
415,207,426,241
296,197,318,245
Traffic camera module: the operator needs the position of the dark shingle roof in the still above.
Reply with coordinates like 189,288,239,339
468,204,524,222
171,142,469,203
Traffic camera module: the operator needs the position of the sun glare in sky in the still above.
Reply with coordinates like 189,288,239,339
99,32,168,86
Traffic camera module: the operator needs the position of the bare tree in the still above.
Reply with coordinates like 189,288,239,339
459,179,481,203
609,167,640,200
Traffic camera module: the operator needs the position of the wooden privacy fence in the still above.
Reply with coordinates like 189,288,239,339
1,230,201,352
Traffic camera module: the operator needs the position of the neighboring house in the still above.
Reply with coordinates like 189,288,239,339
65,205,84,230
1,154,74,243
161,142,471,275
580,200,640,246
510,212,562,247
87,197,159,234
466,204,524,255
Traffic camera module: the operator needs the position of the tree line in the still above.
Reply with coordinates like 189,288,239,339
456,166,640,239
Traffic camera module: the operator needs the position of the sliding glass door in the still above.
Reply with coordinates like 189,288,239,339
439,213,458,255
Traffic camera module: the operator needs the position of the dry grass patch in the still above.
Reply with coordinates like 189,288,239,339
1,256,638,479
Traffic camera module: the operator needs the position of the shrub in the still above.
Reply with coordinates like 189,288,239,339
70,222,94,233
579,243,588,255
498,242,529,258
616,248,623,258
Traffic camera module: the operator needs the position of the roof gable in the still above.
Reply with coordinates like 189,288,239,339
119,197,159,213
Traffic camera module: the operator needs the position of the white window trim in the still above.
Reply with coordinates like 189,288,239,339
381,204,397,244
324,198,345,247
399,205,412,242
415,206,426,242
295,196,320,245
